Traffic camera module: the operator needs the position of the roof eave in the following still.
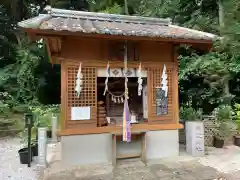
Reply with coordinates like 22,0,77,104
18,14,52,29
22,28,215,45
169,25,219,41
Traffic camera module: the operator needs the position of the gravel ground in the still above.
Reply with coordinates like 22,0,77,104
0,137,41,180
2,137,240,180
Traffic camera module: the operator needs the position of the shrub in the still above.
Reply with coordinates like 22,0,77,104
234,104,240,133
215,105,233,122
12,104,30,113
180,106,203,121
213,105,235,140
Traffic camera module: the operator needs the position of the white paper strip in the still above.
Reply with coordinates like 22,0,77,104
71,106,90,120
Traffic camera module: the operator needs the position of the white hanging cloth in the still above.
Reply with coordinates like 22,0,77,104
137,62,143,96
103,61,110,96
161,64,168,97
75,62,83,97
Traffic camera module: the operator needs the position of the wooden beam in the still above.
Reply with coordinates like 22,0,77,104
57,123,183,136
53,57,175,68
117,153,141,159
44,38,53,64
24,28,213,45
61,60,67,130
98,82,139,87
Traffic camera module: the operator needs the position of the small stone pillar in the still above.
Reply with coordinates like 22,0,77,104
38,127,47,168
186,121,205,157
51,116,58,142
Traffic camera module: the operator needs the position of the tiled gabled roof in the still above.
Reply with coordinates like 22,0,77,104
18,6,217,41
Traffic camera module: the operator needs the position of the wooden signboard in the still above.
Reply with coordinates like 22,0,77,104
156,88,168,115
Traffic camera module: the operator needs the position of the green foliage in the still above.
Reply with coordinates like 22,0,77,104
29,104,60,116
12,104,30,113
19,126,37,146
180,106,202,121
38,114,52,130
15,41,42,104
30,104,60,129
234,103,240,132
0,113,24,137
213,105,235,140
100,3,122,14
0,0,240,118
215,105,233,122
214,121,234,140
179,49,240,109
0,92,17,137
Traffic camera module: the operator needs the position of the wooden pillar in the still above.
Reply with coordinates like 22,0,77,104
61,60,67,130
173,45,180,123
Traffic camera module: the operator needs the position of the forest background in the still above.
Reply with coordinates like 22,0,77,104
0,0,240,118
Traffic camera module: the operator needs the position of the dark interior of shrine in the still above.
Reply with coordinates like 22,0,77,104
97,77,147,125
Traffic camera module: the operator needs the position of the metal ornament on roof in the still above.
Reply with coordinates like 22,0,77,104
75,62,83,97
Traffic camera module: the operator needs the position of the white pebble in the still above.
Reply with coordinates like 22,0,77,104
0,137,40,180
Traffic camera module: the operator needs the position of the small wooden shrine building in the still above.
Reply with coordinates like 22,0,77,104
18,6,216,165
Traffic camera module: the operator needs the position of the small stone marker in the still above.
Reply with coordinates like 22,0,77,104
38,127,47,168
186,121,205,157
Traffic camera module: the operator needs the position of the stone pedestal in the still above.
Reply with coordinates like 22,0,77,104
186,121,205,157
61,133,112,165
146,130,179,160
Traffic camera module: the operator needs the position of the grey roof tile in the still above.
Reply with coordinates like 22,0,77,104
18,6,217,41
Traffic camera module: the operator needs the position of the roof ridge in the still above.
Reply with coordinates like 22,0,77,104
44,5,171,26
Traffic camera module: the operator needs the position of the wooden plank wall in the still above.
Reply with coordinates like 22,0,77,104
58,37,178,130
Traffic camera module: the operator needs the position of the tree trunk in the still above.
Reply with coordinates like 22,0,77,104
223,77,231,105
218,0,224,27
124,0,129,15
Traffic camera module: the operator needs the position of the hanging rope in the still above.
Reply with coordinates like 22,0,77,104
124,41,129,99
106,89,125,104
107,90,125,97
122,40,131,142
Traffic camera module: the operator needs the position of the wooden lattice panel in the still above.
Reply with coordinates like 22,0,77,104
151,68,173,106
147,66,174,123
66,65,97,127
67,66,96,107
